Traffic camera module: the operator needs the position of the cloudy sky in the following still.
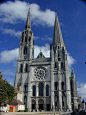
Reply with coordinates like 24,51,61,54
0,0,86,101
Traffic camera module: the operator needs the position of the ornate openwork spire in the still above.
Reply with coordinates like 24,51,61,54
25,8,31,29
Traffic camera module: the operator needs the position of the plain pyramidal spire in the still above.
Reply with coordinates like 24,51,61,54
25,8,31,29
53,11,64,46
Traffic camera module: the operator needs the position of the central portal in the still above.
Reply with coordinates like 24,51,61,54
39,104,43,110
38,99,44,110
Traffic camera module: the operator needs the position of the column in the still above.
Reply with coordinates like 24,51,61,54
44,82,46,97
58,71,62,111
51,62,55,111
59,91,62,111
65,71,71,111
36,82,38,96
36,98,38,111
44,98,46,111
28,71,31,111
17,62,19,73
36,82,38,111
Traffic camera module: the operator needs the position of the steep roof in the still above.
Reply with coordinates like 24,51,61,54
69,72,73,78
5,99,24,105
53,12,64,46
25,8,31,29
37,52,45,58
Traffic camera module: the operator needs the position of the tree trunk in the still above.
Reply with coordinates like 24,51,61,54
0,102,1,115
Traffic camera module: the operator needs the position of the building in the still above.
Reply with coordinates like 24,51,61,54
14,9,81,111
5,88,25,112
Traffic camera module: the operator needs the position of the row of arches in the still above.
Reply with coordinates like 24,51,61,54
54,82,65,90
20,63,28,72
22,36,31,43
55,62,64,70
24,96,50,111
33,83,49,96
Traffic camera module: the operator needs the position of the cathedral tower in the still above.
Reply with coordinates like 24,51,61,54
19,8,34,60
50,12,71,111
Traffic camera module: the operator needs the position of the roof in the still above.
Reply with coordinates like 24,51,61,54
5,99,24,105
37,52,45,58
69,72,73,78
14,88,19,93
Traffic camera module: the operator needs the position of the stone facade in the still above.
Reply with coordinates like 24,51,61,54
14,9,81,111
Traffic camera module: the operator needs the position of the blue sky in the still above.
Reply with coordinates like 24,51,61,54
0,0,86,101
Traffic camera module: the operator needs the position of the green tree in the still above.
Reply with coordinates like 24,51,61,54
0,71,15,106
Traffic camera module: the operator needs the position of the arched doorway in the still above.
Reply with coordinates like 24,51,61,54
32,100,36,110
46,99,50,111
38,99,44,110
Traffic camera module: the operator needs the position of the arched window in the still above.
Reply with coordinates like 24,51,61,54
46,85,49,96
55,82,58,90
29,37,31,42
22,37,23,42
20,64,23,72
55,62,57,69
26,64,28,72
25,37,27,42
24,84,28,92
61,62,63,69
39,83,43,96
24,46,27,54
24,95,27,108
33,85,36,96
61,82,64,90
58,54,60,61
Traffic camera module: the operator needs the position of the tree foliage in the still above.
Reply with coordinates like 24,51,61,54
0,71,15,104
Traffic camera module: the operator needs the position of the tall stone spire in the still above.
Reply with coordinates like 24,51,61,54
25,8,31,29
53,12,64,46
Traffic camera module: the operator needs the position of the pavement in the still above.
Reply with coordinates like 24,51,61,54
0,112,71,115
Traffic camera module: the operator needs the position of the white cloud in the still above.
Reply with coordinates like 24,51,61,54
30,4,55,26
0,0,55,26
0,0,28,24
0,48,19,63
1,28,22,37
41,35,52,41
3,70,15,76
33,36,39,40
77,83,86,100
67,53,76,70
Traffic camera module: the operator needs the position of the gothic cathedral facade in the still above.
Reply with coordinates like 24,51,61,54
14,9,81,111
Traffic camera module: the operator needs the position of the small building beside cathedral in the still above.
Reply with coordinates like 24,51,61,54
14,9,81,111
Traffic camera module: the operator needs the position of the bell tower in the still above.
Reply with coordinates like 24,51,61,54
19,8,34,60
50,12,71,111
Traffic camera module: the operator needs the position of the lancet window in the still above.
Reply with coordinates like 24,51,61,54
33,85,36,96
26,64,28,72
46,85,49,96
39,83,43,96
20,64,23,72
24,46,27,54
55,82,58,90
61,82,64,90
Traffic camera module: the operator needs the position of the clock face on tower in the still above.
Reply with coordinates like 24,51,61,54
34,67,47,80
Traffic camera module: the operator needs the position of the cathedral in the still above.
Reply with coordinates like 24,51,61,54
14,9,81,111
